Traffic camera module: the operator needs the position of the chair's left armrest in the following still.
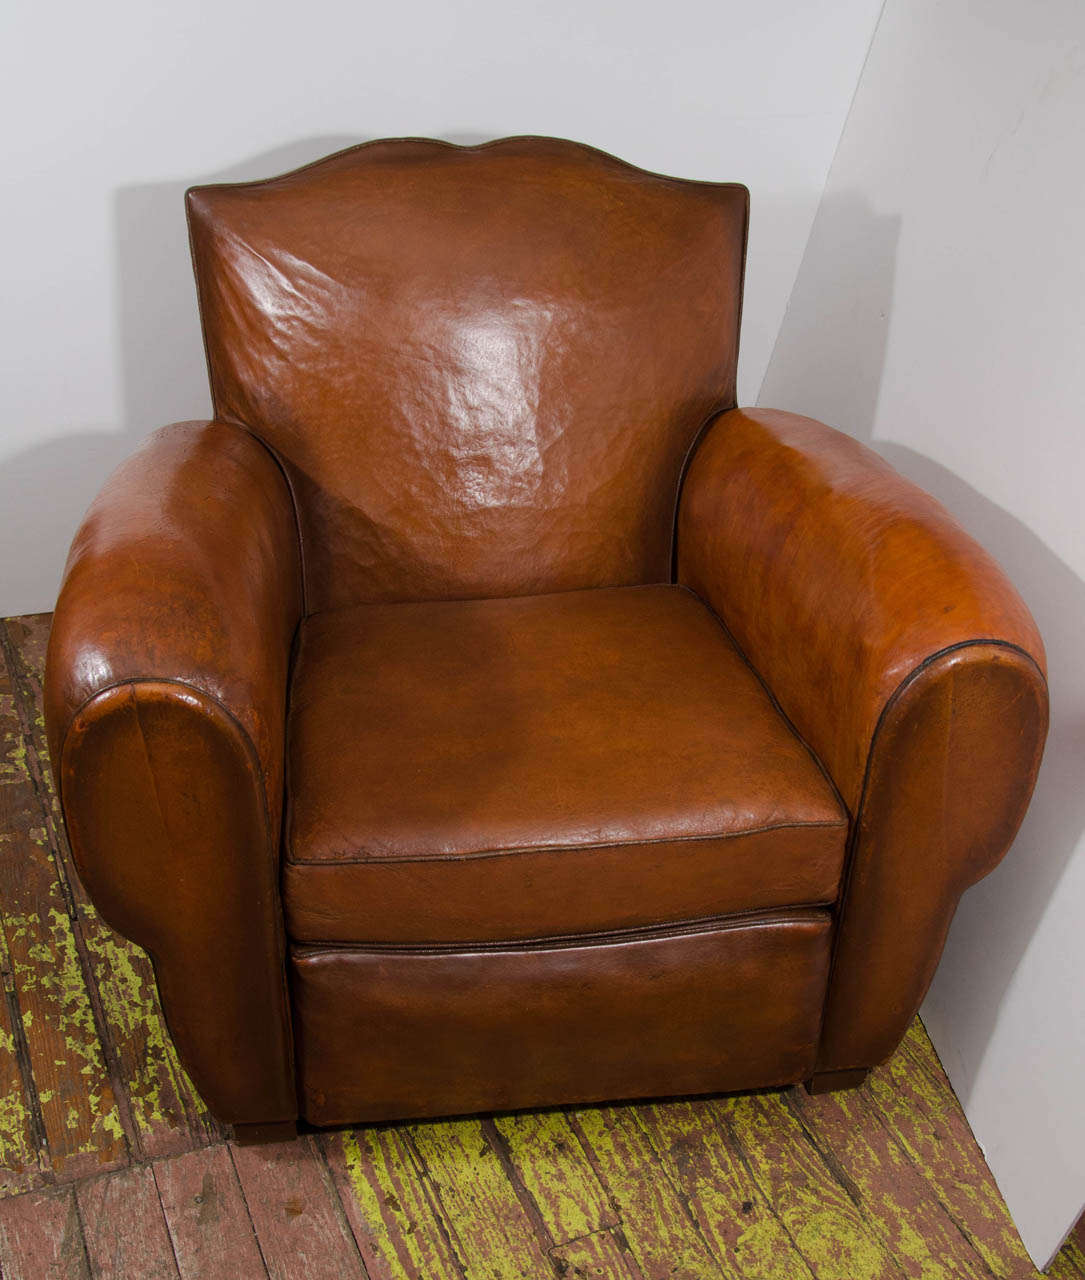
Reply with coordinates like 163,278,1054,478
45,420,303,1126
677,407,1048,1073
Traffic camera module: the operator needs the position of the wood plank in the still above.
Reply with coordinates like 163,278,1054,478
548,1227,643,1278
717,1088,910,1280
870,1023,1042,1277
788,1071,1008,1278
0,627,127,1182
77,1163,180,1278
1049,1216,1085,1280
1050,1235,1085,1280
154,1144,268,1280
0,1185,90,1278
319,1126,465,1280
491,1110,617,1246
0,959,40,1196
406,1117,552,1279
636,1095,813,1280
569,1104,724,1280
4,613,221,1159
0,650,42,1196
230,1135,366,1279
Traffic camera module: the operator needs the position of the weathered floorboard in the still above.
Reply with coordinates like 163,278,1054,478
0,1184,90,1279
870,1022,1043,1278
320,1125,465,1280
407,1117,553,1279
491,1110,618,1247
569,1104,724,1280
76,1163,180,1279
635,1095,814,1280
548,1226,644,1278
0,669,41,1197
787,1068,1009,1279
719,1088,908,1280
230,1135,366,1280
154,1144,269,1280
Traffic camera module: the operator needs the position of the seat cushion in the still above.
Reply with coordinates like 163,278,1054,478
284,585,847,944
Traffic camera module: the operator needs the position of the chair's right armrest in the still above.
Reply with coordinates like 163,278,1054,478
677,408,1048,1075
44,420,303,1127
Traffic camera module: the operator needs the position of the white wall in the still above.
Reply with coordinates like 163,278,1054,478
0,0,884,615
760,0,1085,1266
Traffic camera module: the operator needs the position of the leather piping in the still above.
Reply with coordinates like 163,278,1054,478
292,904,830,957
286,817,847,867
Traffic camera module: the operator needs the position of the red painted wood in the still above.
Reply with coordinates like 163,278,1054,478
77,1164,180,1279
0,1186,90,1278
154,1145,268,1279
230,1136,365,1279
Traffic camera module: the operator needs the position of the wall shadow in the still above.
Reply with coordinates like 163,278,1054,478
757,189,900,434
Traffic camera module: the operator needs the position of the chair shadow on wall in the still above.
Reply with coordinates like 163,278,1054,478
761,189,1085,1110
1,131,491,615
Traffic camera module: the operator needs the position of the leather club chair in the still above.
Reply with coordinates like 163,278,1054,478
43,137,1048,1143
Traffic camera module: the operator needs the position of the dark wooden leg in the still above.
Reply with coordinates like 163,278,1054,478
804,1067,870,1096
232,1120,298,1145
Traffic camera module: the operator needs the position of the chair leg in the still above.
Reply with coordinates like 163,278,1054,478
804,1067,870,1096
232,1120,298,1145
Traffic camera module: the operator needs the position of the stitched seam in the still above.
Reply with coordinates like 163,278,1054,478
291,904,832,957
816,637,1048,1065
286,818,847,867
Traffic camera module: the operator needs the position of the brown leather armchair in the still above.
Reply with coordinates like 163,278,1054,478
44,137,1048,1142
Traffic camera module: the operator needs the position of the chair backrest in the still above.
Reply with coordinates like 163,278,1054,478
187,137,748,610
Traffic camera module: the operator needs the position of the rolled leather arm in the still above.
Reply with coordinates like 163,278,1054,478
45,420,303,1124
677,408,1048,1071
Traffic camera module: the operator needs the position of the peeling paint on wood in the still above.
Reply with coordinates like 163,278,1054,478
407,1117,552,1279
569,1104,723,1279
320,1124,463,1280
636,1095,813,1280
720,1088,906,1280
548,1226,643,1278
492,1110,618,1247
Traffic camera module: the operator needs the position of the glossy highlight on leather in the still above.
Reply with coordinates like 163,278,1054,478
187,137,749,609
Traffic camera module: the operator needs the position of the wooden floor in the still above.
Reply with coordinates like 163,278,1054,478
0,611,1081,1280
